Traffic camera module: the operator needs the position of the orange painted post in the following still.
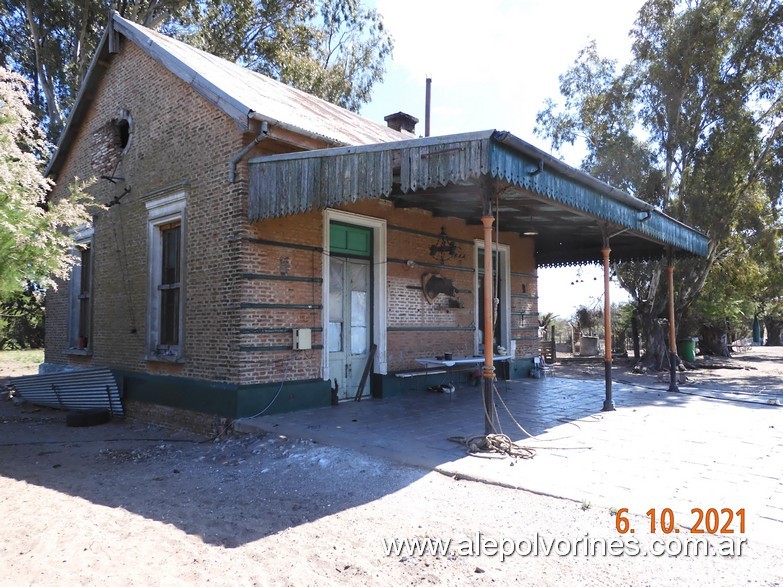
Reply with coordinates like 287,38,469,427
482,215,496,435
667,262,679,392
602,246,615,411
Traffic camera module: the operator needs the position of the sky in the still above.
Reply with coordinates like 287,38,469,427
360,0,647,319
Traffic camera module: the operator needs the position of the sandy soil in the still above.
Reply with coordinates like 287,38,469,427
1,350,781,586
556,345,783,394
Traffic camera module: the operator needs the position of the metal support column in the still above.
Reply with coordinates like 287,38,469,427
481,214,496,435
601,243,615,411
667,257,679,392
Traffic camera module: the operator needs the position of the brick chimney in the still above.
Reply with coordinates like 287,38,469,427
384,112,419,135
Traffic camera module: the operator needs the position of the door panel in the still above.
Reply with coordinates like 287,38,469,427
476,246,509,354
329,257,371,400
328,260,344,352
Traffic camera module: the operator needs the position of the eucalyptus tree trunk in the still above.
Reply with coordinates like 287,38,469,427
25,0,62,131
642,319,670,370
699,326,730,357
764,317,783,346
621,261,670,370
631,309,641,361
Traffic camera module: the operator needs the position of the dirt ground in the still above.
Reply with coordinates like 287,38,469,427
556,345,783,395
1,350,781,586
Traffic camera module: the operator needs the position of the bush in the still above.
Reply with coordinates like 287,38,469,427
0,285,45,349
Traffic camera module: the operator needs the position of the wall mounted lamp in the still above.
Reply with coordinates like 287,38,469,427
429,226,463,264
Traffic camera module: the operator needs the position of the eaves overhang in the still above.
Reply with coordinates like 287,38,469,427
248,130,709,267
46,12,408,179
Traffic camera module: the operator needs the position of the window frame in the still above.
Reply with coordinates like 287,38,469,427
146,192,187,362
473,240,511,355
67,225,94,353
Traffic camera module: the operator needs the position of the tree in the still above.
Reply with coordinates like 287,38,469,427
1,0,393,143
537,0,783,364
574,305,601,337
0,1,194,141
0,282,45,349
177,0,393,112
0,67,93,295
538,311,555,338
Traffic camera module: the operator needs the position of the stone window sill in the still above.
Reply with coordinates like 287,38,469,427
145,352,185,364
64,348,93,357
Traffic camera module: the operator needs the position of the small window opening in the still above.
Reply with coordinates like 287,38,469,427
115,118,130,150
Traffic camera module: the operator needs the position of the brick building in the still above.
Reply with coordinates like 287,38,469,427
43,14,708,427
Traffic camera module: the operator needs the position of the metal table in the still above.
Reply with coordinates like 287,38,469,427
415,355,513,389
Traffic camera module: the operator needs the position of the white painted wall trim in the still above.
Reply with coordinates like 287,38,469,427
473,239,511,355
146,191,187,361
67,225,94,350
322,209,388,380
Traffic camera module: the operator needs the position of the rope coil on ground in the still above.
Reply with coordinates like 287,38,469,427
448,433,536,459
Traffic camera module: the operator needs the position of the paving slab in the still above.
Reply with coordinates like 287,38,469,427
235,375,783,545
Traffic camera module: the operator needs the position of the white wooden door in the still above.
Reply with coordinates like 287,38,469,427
328,257,371,400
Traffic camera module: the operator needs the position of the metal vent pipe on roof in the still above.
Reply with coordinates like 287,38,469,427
425,76,432,137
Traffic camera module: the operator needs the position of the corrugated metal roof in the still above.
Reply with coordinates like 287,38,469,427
113,15,408,146
247,130,710,264
46,13,410,177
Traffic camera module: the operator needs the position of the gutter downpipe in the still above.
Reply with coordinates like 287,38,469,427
601,233,615,411
248,111,347,148
228,120,269,183
425,76,432,137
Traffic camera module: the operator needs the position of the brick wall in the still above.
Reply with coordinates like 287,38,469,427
45,39,246,385
239,197,540,383
45,34,540,398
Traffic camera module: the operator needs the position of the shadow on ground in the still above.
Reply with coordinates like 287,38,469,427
0,400,426,549
1,352,780,549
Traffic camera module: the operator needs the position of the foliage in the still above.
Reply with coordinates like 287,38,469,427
536,0,783,362
612,302,636,338
0,0,392,142
574,304,602,336
179,0,392,112
0,282,45,349
0,67,94,295
550,316,572,344
538,311,555,328
0,0,191,139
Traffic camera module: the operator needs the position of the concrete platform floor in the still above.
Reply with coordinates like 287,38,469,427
236,375,783,544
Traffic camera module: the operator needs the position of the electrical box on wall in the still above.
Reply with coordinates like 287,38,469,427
293,328,312,350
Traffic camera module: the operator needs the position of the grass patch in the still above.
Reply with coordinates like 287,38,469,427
0,349,44,376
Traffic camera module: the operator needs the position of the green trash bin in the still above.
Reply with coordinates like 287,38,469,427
678,339,696,361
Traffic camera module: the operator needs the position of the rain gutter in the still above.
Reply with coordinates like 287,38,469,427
228,120,270,183
492,130,655,213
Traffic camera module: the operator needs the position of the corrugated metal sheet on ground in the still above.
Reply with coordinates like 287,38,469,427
7,368,123,417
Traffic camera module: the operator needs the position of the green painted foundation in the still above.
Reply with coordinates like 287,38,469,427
375,358,534,398
509,358,534,380
117,370,331,418
116,358,535,418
